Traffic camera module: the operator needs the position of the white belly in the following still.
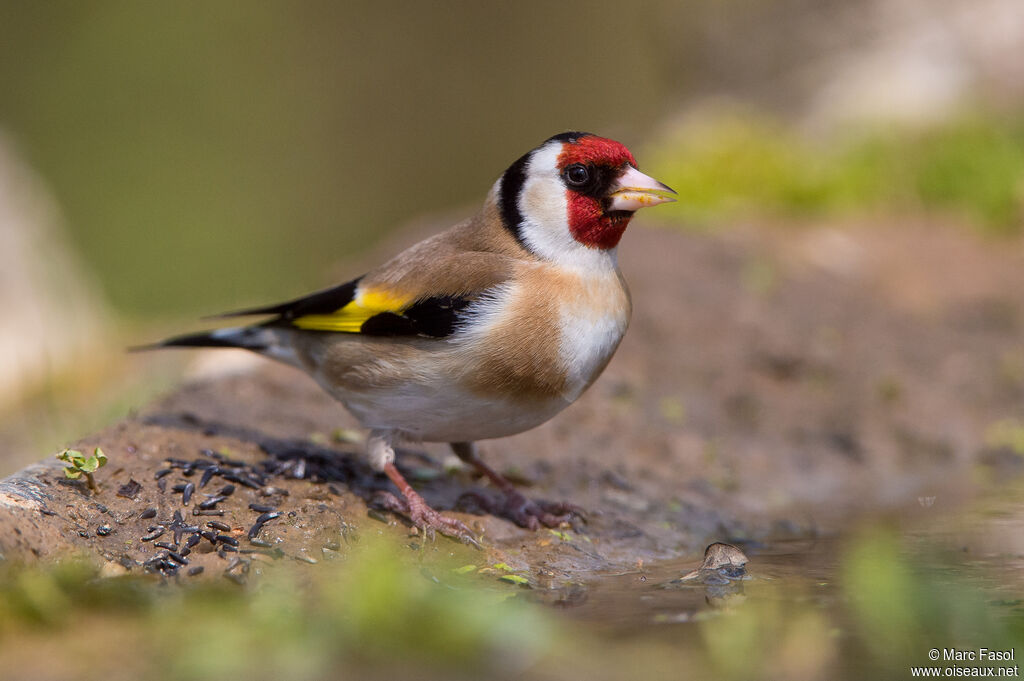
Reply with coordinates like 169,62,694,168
336,379,571,443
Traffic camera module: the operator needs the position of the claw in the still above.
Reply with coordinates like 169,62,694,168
458,489,585,530
449,442,586,531
373,490,481,549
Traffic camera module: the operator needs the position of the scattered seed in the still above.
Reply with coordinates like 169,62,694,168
200,530,218,544
141,527,165,542
154,468,172,480
174,524,197,545
248,538,272,548
172,483,188,493
167,551,189,565
154,541,176,551
182,482,195,505
93,503,109,513
222,471,262,489
78,530,89,538
96,525,112,536
198,495,226,510
143,553,179,576
249,503,276,513
185,534,201,549
157,477,167,493
294,554,318,565
207,521,231,532
139,508,157,519
198,467,218,489
218,484,236,496
216,534,239,547
192,509,225,516
188,566,204,576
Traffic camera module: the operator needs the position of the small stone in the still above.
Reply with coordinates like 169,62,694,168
99,561,129,578
117,479,142,499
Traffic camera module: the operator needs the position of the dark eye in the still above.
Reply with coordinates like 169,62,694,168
564,163,590,187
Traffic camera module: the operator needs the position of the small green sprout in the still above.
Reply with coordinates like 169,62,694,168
56,448,107,493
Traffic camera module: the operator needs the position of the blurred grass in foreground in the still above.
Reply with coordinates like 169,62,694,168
0,528,1020,681
645,109,1024,235
0,538,552,681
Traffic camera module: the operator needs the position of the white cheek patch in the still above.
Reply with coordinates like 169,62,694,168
517,143,620,272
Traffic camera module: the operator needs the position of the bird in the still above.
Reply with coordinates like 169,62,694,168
148,131,676,544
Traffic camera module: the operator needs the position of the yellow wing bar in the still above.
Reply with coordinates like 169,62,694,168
292,288,411,332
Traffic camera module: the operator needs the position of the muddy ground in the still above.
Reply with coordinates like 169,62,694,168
1,218,1022,580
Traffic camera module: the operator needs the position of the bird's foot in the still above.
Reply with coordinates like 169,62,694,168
373,490,481,549
459,488,584,531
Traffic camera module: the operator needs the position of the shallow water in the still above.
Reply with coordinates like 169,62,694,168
555,536,840,630
525,478,1024,679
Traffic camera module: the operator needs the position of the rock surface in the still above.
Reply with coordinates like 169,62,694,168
1,220,1022,579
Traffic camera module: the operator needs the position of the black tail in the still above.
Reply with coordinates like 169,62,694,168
130,326,270,353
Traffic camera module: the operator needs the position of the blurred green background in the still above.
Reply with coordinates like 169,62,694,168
1,0,1021,320
0,1,676,317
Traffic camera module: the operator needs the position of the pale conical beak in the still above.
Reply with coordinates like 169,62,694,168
608,166,677,212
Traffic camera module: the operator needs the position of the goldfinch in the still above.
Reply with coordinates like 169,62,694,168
152,132,675,543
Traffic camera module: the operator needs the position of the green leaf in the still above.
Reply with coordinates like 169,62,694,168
80,457,99,473
548,529,572,542
64,468,82,479
498,574,530,586
93,448,107,467
56,449,83,465
453,564,477,575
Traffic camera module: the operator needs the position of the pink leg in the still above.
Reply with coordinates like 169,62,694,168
375,462,481,547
